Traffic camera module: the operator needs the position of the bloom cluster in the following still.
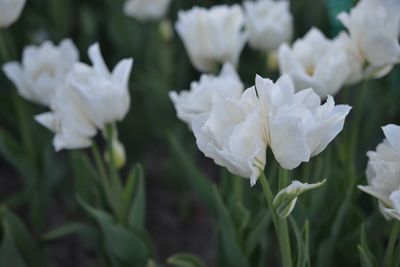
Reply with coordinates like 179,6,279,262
280,0,400,98
174,0,400,100
171,69,351,185
3,41,133,151
175,0,293,72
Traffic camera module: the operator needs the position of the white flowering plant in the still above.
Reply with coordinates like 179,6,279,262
0,0,400,267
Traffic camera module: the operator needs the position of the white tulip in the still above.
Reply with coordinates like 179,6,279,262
278,28,353,98
192,88,267,186
338,0,400,78
35,83,97,151
175,5,248,73
359,124,400,221
244,0,293,52
273,179,326,218
0,0,26,28
169,63,244,128
3,39,79,106
35,43,133,151
191,74,351,185
123,0,171,22
68,43,133,129
255,74,351,169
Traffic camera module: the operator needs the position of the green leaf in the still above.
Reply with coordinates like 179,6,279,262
244,208,271,257
0,128,33,180
358,224,376,267
126,164,146,231
168,134,215,213
3,210,43,267
0,219,27,267
77,197,150,265
358,245,374,267
42,222,94,241
213,186,250,267
290,218,310,267
167,253,207,267
70,152,98,202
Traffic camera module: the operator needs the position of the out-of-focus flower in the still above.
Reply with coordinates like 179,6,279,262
3,39,79,106
192,88,266,186
36,43,134,151
273,179,326,218
191,74,351,185
175,5,248,73
169,63,243,128
359,124,400,221
338,0,400,78
0,0,26,28
35,83,97,151
68,43,133,129
123,0,171,22
278,28,352,98
255,74,351,169
244,0,293,52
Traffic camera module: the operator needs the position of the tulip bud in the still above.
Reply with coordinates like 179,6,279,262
273,179,326,218
104,137,126,170
159,19,173,42
266,50,278,72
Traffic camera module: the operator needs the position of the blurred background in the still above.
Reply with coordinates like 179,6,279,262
1,0,400,266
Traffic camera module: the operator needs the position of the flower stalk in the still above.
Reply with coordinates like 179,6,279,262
259,170,293,267
383,221,400,267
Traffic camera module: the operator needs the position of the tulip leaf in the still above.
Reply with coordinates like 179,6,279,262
168,134,216,213
290,218,310,267
2,210,43,267
70,152,99,202
0,128,33,180
213,186,250,267
0,219,27,267
358,246,374,267
127,164,146,231
358,224,377,267
42,222,94,241
244,208,271,257
77,196,149,265
167,253,207,267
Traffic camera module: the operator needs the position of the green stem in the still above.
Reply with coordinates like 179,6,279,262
105,124,123,194
0,30,7,60
383,222,400,267
259,172,293,267
91,142,124,223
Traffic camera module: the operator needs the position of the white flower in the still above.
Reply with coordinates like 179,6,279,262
123,0,171,22
278,28,353,98
0,0,26,28
175,5,248,73
68,43,133,129
192,88,267,186
338,0,400,78
255,75,351,169
192,74,351,185
35,43,134,151
273,179,326,218
35,83,97,151
359,124,400,221
169,63,244,128
3,39,79,106
244,0,293,52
